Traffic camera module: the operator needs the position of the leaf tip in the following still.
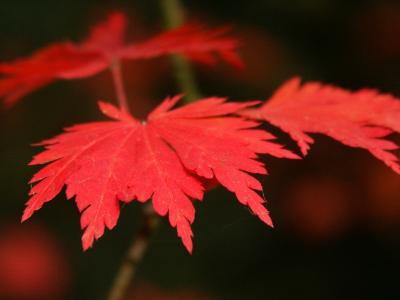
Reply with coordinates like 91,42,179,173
183,239,193,254
81,235,93,251
257,209,274,228
98,100,134,121
266,217,274,228
21,210,31,223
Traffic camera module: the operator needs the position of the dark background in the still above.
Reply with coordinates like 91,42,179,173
1,0,400,299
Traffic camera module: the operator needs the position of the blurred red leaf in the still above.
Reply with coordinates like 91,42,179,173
364,165,400,227
241,77,400,173
0,43,100,107
0,12,241,107
282,177,353,241
0,225,70,300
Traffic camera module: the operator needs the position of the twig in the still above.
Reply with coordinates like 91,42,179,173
106,204,159,300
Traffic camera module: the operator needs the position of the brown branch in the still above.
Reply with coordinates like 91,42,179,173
106,204,159,300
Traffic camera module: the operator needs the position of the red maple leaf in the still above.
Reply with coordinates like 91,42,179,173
0,12,241,107
241,77,400,173
22,96,296,253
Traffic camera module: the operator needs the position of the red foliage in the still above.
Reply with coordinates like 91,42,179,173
22,96,295,253
4,10,398,254
364,165,400,228
0,12,241,107
241,77,400,173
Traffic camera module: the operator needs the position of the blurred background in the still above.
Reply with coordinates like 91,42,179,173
1,0,400,299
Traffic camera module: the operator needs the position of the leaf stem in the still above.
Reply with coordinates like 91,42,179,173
159,0,202,102
106,204,159,300
110,61,130,113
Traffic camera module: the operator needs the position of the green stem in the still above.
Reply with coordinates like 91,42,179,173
160,0,202,102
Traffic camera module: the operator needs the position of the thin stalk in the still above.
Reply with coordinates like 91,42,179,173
160,0,202,102
110,61,130,113
106,205,159,300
